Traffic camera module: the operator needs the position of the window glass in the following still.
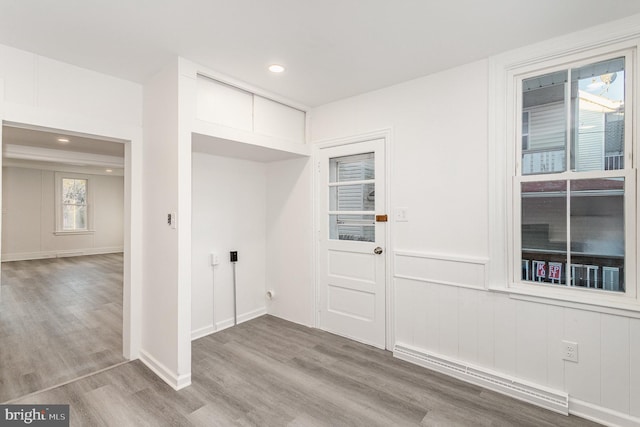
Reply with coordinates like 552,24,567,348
329,214,375,242
522,70,567,175
62,178,88,231
329,152,375,242
330,153,374,182
521,181,567,284
330,184,374,211
522,112,530,151
571,57,625,172
520,178,625,291
570,178,624,291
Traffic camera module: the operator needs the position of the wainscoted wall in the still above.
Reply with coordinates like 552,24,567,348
394,251,640,424
2,166,124,261
311,41,640,424
394,251,487,290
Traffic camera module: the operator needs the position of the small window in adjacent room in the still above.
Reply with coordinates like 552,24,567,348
55,173,93,234
62,178,88,231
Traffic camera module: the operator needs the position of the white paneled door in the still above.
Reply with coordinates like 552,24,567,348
318,139,386,349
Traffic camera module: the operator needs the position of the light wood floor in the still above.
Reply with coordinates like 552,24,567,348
0,253,124,402
12,315,598,426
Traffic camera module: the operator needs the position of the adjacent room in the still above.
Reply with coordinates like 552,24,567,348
0,1,639,426
0,125,125,402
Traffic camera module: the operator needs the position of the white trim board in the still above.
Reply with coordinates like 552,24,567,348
570,398,640,427
394,250,488,290
139,350,191,391
191,307,267,340
4,143,124,168
1,247,124,262
393,343,569,415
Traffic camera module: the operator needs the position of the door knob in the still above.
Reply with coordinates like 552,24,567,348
374,247,383,254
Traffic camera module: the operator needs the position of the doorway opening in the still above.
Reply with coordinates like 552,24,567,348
0,124,130,402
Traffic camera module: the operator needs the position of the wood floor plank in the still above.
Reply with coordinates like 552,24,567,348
0,254,124,402
10,315,601,426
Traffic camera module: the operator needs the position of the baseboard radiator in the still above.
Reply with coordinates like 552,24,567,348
394,344,569,415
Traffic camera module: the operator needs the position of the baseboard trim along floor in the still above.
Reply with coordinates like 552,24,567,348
393,343,569,415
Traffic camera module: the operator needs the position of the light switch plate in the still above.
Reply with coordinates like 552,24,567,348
168,212,177,229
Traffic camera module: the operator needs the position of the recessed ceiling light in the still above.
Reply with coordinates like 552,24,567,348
105,169,113,173
268,64,285,73
57,137,70,143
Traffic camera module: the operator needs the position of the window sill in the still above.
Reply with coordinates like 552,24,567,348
53,230,95,236
488,282,640,318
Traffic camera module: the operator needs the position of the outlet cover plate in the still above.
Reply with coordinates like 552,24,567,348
562,340,578,362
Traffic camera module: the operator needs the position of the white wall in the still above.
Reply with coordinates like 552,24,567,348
191,154,313,335
265,157,314,326
0,44,141,127
191,153,268,337
310,58,640,424
141,61,189,388
2,166,124,260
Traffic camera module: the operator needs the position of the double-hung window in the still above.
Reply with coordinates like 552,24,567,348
490,36,638,309
62,178,88,231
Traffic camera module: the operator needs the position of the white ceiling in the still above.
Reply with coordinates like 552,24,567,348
2,126,125,157
0,1,640,107
2,125,125,174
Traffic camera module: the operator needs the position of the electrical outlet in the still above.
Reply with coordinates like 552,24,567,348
210,253,220,266
562,340,579,362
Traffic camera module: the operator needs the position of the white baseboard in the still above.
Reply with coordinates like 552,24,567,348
191,324,217,341
570,398,640,427
192,307,267,340
394,343,569,415
139,350,191,391
2,247,124,262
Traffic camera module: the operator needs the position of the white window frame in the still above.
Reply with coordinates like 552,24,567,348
54,172,95,235
489,28,640,312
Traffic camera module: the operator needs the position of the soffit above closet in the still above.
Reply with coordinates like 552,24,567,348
192,133,306,163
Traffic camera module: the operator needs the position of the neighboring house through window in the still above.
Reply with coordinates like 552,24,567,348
519,55,629,292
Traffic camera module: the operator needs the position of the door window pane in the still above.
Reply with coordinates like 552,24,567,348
330,184,374,211
330,153,374,183
571,58,625,172
521,181,567,284
522,70,567,175
329,214,374,242
329,152,375,242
